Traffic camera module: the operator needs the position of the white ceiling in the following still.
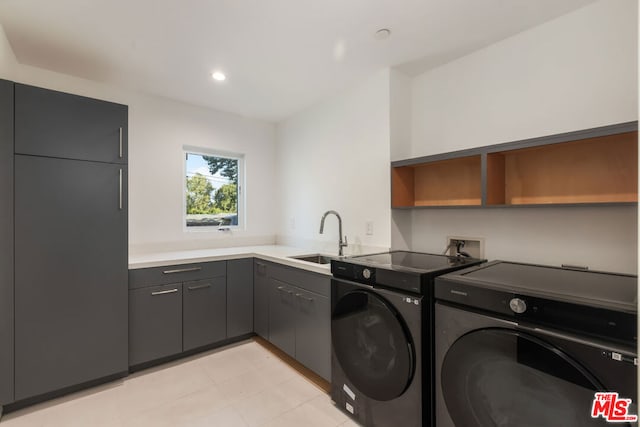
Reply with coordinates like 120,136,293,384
0,0,596,122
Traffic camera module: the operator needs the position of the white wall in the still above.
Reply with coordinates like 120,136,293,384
410,207,637,274
396,0,638,274
389,69,414,250
410,0,638,156
1,28,277,254
0,23,16,77
126,94,277,254
275,69,392,255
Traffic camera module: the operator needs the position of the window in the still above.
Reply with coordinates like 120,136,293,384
184,148,244,229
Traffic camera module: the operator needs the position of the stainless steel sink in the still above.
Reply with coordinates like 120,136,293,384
288,254,335,264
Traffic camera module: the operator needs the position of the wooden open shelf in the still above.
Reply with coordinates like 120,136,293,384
392,155,481,207
391,122,638,209
486,131,638,205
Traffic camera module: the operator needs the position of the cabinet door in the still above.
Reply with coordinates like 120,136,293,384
268,279,296,357
15,155,128,399
183,277,227,351
253,260,269,339
294,287,331,381
0,80,13,405
227,259,254,338
129,284,182,366
14,84,127,163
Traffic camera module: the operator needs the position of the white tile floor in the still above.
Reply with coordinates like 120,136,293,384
2,340,359,427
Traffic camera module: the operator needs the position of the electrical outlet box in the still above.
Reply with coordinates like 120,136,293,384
446,236,485,259
366,221,374,236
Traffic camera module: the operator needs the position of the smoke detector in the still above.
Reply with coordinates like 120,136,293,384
374,28,391,40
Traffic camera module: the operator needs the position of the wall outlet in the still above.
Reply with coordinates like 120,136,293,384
446,236,485,259
366,221,374,236
289,217,296,230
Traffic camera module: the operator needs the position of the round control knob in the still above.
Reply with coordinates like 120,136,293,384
509,298,527,314
362,268,372,279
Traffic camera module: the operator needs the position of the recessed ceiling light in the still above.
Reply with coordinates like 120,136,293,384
211,71,226,81
374,28,391,40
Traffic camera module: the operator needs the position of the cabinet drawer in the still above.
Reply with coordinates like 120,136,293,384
15,84,128,164
129,283,182,366
269,262,330,297
129,261,226,289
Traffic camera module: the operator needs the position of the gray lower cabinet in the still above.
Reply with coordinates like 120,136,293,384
0,79,13,406
227,259,254,337
268,279,297,357
128,258,330,381
253,260,269,339
293,287,331,381
129,284,183,366
259,261,331,381
183,277,227,351
129,260,234,366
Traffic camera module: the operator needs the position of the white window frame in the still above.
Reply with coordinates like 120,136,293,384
183,146,245,231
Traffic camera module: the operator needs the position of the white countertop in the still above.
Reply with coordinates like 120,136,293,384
128,245,334,275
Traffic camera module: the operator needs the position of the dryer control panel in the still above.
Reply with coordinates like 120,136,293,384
435,278,637,346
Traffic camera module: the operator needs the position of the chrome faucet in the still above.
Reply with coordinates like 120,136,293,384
319,210,348,257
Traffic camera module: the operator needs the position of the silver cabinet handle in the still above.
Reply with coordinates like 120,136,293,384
162,267,202,274
187,283,211,291
295,293,314,302
118,168,123,210
277,286,293,295
119,127,123,159
151,288,178,296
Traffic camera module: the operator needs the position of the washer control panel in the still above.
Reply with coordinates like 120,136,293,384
331,260,376,285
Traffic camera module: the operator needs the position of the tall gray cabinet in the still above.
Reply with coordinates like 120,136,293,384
7,83,129,404
0,80,14,410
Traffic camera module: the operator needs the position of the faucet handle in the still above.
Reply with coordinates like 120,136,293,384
342,236,348,247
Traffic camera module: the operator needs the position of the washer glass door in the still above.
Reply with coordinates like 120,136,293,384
332,290,415,401
441,328,627,427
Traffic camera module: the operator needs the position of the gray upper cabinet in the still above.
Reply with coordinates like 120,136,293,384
14,155,128,400
253,260,269,339
227,259,254,338
14,84,128,164
183,277,227,351
0,80,14,406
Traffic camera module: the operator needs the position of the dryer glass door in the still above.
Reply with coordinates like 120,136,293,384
440,328,627,427
332,290,415,401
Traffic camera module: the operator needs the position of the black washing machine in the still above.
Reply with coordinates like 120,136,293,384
434,261,637,427
330,251,485,427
